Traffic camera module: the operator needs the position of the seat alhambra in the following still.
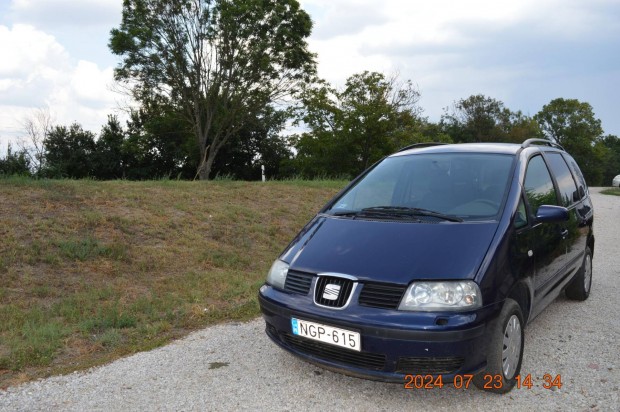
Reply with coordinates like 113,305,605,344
258,140,594,393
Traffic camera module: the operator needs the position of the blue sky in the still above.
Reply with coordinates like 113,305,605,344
1,0,619,153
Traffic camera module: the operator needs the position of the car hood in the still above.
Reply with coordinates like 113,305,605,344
282,216,499,284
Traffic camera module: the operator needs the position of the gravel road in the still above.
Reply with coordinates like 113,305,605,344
1,189,619,411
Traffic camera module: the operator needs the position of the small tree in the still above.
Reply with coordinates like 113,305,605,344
44,123,97,178
17,108,54,175
92,115,126,179
0,144,31,176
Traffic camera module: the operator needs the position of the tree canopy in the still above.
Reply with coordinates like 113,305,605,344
109,0,316,179
292,71,440,178
441,94,541,143
535,98,606,184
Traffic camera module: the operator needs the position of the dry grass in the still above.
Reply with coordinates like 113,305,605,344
0,177,345,388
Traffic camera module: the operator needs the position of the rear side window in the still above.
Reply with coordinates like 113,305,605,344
563,153,588,196
523,155,557,213
545,153,578,206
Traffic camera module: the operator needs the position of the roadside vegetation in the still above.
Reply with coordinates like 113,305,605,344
601,187,620,196
0,178,345,388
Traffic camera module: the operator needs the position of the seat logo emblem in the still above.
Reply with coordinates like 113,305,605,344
323,284,341,300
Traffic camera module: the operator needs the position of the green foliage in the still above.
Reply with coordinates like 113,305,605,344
535,98,605,185
55,237,126,262
599,134,620,185
534,98,603,146
0,144,31,177
208,106,294,180
109,0,316,179
43,123,97,178
122,104,197,180
441,94,541,143
601,188,620,196
292,71,434,178
93,115,126,179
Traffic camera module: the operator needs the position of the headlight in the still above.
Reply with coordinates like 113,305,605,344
266,259,289,290
398,281,481,311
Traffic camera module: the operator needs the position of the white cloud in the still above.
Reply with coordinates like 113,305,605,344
0,24,68,79
0,24,121,146
70,60,116,109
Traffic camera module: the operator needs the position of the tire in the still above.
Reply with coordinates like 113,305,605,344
565,246,592,301
473,298,524,394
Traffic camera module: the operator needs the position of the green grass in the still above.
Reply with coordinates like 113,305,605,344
0,177,347,387
601,187,620,196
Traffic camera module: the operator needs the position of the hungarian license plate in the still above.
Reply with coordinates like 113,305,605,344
291,318,361,352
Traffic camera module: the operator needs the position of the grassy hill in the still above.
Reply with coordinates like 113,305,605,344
0,178,346,388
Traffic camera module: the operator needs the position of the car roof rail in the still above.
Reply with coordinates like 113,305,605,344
397,142,449,152
522,138,565,151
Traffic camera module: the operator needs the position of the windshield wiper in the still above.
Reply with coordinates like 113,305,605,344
330,210,360,217
361,206,464,222
328,208,420,221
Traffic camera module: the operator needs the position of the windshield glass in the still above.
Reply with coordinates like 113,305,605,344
327,152,514,220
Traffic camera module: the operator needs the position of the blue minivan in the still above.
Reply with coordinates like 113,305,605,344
258,140,594,393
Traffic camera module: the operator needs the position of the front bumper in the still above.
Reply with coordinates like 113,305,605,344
259,284,500,383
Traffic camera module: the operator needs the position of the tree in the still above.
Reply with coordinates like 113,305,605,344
0,144,31,176
534,98,603,147
109,0,316,180
599,134,620,185
122,104,197,180
441,94,540,143
43,123,97,178
211,106,292,179
294,71,425,178
93,115,127,179
535,98,605,185
17,108,54,175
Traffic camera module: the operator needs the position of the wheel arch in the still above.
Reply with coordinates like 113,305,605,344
507,281,532,324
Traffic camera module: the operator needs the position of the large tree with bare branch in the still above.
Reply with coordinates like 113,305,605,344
109,0,315,179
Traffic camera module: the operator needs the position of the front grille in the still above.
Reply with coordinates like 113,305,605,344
284,270,314,295
282,333,386,370
314,276,354,308
396,356,465,374
359,283,407,309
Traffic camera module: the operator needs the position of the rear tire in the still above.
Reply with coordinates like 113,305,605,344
565,246,592,301
474,298,524,394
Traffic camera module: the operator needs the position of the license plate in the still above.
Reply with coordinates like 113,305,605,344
291,318,361,352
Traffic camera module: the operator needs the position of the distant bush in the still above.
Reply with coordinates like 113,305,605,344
0,145,31,177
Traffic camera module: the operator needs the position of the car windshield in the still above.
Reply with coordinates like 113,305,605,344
327,152,514,221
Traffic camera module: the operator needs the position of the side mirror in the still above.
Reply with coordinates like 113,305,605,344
536,205,569,223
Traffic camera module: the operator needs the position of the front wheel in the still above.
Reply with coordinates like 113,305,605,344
473,298,524,394
565,246,592,301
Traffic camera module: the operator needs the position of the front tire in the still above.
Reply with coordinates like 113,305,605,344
474,298,524,394
565,246,592,301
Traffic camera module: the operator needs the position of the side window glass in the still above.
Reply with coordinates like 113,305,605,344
523,155,558,213
545,153,578,206
563,153,588,197
514,197,528,229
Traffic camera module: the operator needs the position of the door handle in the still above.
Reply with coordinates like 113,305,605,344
560,229,569,239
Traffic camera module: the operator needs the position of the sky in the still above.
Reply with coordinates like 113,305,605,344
1,0,619,153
